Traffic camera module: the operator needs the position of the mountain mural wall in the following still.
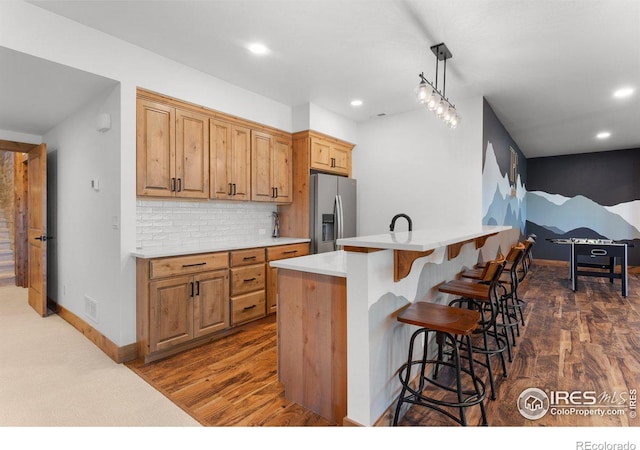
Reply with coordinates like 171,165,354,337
482,99,527,236
527,148,640,265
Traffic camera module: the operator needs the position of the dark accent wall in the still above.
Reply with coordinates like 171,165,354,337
482,98,527,235
528,148,640,206
483,99,527,183
527,147,640,265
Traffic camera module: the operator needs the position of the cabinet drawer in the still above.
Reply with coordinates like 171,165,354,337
230,248,266,267
267,243,310,261
150,252,228,279
231,291,266,325
230,264,265,296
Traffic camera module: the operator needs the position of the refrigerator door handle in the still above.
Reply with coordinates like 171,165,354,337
336,195,344,249
334,195,341,251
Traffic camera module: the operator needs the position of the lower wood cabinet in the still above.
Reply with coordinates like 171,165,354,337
137,252,229,363
136,242,309,363
266,243,310,314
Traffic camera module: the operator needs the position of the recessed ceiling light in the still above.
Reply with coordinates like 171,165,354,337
613,87,634,98
596,131,611,139
247,43,270,55
350,99,363,107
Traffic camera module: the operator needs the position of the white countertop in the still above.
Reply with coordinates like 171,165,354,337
336,225,512,252
132,237,310,259
269,250,347,278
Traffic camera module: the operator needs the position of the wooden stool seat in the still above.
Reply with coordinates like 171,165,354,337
438,280,490,301
461,269,512,285
398,301,481,336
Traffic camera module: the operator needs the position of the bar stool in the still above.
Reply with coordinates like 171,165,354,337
438,260,508,400
392,301,487,426
461,245,525,362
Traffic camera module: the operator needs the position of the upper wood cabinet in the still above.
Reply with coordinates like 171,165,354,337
137,90,293,204
309,134,353,176
137,98,209,198
210,119,251,201
251,131,292,204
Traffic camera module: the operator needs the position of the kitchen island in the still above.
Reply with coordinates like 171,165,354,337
272,225,516,426
270,251,347,424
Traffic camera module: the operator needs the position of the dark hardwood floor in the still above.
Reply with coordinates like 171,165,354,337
127,262,639,427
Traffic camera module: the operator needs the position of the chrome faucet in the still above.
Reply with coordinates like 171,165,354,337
390,213,412,232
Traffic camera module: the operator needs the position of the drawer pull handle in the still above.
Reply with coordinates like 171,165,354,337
190,282,194,297
283,250,298,255
243,304,257,311
243,277,257,283
182,262,207,268
243,256,257,260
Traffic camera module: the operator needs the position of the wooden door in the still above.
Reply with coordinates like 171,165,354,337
27,144,47,316
230,125,251,201
210,119,232,199
251,131,274,202
136,99,175,197
272,136,292,203
310,137,332,171
193,269,229,338
149,275,194,352
175,109,209,199
331,144,351,175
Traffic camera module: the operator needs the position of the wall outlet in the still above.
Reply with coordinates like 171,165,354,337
90,178,100,191
258,229,266,235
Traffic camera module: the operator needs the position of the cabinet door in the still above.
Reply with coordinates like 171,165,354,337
331,144,351,176
251,130,274,202
210,119,233,199
272,136,292,203
149,275,193,352
267,266,278,314
310,137,332,171
136,99,175,197
176,109,209,199
230,125,251,201
193,270,229,338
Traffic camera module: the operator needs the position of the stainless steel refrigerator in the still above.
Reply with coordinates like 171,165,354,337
309,173,357,254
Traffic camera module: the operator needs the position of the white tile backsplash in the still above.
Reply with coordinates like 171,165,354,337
136,199,277,249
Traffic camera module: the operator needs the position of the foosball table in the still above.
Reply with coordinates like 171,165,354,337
548,238,631,297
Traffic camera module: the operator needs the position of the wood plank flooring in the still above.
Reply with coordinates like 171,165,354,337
399,263,640,426
126,316,331,426
127,263,639,427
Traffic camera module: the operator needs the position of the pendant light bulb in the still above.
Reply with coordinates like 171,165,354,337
435,98,446,117
416,81,429,104
427,93,439,111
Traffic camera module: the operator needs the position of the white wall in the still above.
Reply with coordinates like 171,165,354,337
0,1,295,346
292,102,358,144
0,129,42,145
354,96,484,235
44,84,122,340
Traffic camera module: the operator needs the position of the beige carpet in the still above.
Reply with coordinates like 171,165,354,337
0,285,199,427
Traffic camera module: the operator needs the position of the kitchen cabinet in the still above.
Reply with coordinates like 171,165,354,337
137,252,229,363
229,247,266,325
310,135,353,177
210,119,251,201
251,131,293,204
277,130,355,238
137,98,209,198
266,243,310,314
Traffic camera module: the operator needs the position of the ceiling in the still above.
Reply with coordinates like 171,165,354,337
0,46,117,137
17,0,640,157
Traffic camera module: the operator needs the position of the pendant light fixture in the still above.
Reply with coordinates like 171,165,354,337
415,42,460,129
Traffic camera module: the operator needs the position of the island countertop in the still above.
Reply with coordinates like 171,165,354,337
269,250,346,278
132,237,310,259
336,225,512,252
